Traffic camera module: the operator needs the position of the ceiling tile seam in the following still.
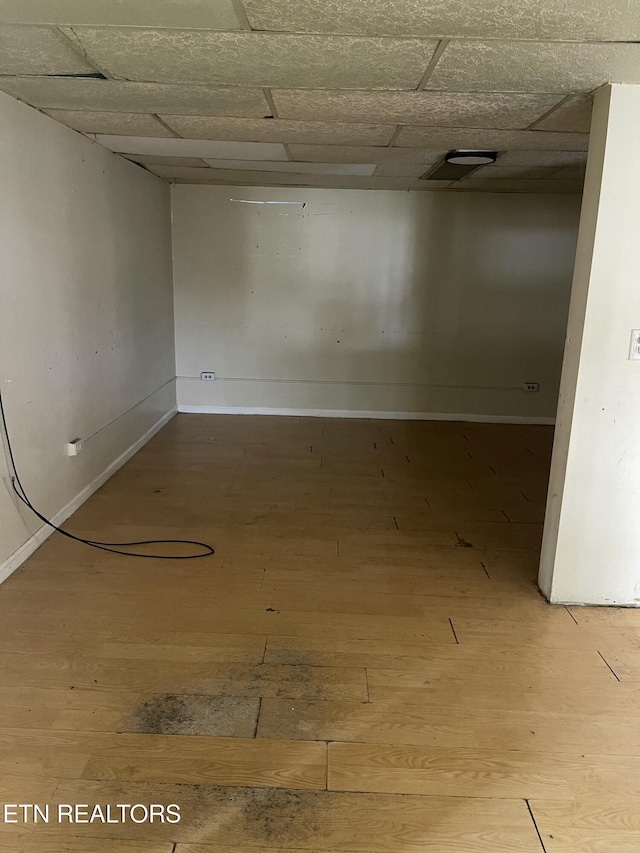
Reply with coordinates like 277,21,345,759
17,109,588,139
51,24,112,79
152,114,180,137
0,71,592,100
283,143,294,162
57,24,124,80
8,24,640,45
262,88,279,118
12,25,441,42
416,39,450,91
231,0,253,31
525,94,577,130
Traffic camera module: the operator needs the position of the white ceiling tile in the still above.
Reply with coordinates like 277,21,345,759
44,109,176,136
497,150,587,168
272,89,564,129
286,175,449,190
453,179,583,194
159,115,395,145
0,25,96,75
122,154,209,167
148,164,450,190
0,0,242,28
70,28,438,90
0,77,271,116
375,164,430,177
289,145,445,164
467,165,562,180
394,126,589,151
427,40,640,93
202,160,377,175
146,166,295,182
243,0,529,37
537,2,640,41
532,95,593,133
242,0,640,41
547,165,587,181
94,136,289,159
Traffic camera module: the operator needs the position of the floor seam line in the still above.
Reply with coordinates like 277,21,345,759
525,799,548,853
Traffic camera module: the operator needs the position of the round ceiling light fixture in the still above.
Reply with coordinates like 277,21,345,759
445,150,498,166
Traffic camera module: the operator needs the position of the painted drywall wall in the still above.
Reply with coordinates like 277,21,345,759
172,185,581,421
540,84,640,605
0,91,176,578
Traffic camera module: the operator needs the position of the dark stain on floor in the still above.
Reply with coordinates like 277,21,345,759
129,693,260,737
214,661,327,701
240,787,328,843
172,784,330,844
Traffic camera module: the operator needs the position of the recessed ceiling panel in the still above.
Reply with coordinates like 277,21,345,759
395,126,589,151
497,150,587,167
289,144,445,164
467,165,561,180
0,25,96,75
242,0,640,41
374,164,430,177
159,115,395,146
272,89,564,129
0,0,242,28
123,154,209,167
202,160,377,175
453,179,584,193
547,165,587,181
69,28,438,90
532,95,593,133
147,164,451,190
44,109,176,136
147,165,303,183
94,136,289,159
0,77,271,116
427,40,640,93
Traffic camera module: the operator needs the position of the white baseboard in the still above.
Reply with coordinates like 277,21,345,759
0,407,177,586
178,405,555,425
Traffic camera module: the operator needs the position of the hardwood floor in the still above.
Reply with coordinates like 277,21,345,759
1,413,638,852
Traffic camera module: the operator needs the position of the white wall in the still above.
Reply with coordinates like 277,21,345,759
0,92,176,578
540,84,640,605
172,185,581,421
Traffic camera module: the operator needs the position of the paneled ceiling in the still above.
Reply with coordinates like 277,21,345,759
1,1,639,192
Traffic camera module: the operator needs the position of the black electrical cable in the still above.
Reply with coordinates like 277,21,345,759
0,389,214,559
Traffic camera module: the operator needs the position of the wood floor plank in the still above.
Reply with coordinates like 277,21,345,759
366,679,640,715
0,656,367,700
367,659,615,694
329,741,640,802
449,617,624,650
0,729,326,789
271,586,576,623
529,798,640,852
0,775,59,802
265,635,611,681
328,741,576,799
2,779,539,851
0,837,174,853
258,696,640,754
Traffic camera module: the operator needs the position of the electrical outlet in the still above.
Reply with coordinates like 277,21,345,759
523,382,539,392
67,438,84,456
201,372,216,381
629,330,640,360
